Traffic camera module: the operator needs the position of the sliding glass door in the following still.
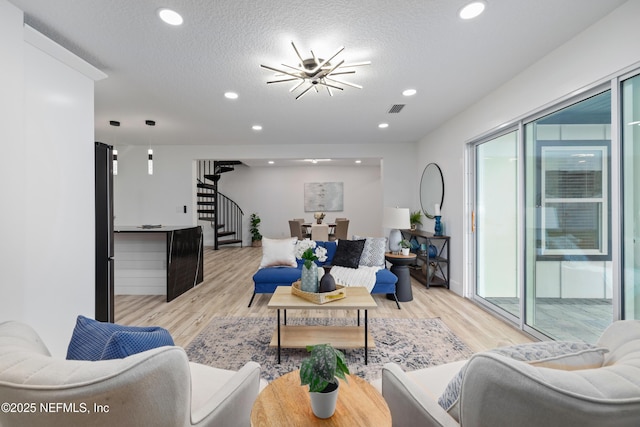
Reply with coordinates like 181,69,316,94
474,131,519,319
524,91,612,341
622,73,640,320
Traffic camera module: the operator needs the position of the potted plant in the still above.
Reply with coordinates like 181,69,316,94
399,239,411,256
410,210,423,230
294,239,328,293
249,213,262,247
300,343,350,419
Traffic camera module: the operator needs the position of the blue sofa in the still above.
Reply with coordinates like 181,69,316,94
250,240,400,308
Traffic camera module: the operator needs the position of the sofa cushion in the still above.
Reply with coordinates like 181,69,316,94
438,341,609,421
332,239,366,269
253,265,303,285
66,315,174,361
259,237,298,268
353,235,387,267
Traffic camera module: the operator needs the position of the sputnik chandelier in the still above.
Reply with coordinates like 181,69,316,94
260,41,370,100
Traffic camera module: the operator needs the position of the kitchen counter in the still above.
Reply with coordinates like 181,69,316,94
114,225,203,302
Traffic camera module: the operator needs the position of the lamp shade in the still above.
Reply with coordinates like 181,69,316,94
383,207,411,230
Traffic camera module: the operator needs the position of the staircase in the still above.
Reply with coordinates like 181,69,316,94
196,160,244,249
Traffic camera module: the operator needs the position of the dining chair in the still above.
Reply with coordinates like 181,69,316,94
311,224,329,241
293,218,311,238
329,220,349,241
289,220,304,239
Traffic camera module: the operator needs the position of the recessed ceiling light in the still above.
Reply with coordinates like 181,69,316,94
268,160,274,164
355,160,362,164
252,125,263,131
402,89,417,96
158,8,183,26
224,92,238,99
459,1,486,20
378,123,389,129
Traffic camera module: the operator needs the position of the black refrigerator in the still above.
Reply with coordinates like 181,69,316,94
95,141,114,322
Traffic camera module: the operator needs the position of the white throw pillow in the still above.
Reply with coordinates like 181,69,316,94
353,235,387,267
259,237,298,268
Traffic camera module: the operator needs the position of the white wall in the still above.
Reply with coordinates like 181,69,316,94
0,0,27,323
0,0,103,357
216,164,382,246
113,143,417,245
417,0,640,296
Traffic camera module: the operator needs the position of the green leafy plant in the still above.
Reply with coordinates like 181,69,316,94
410,210,423,227
399,239,411,249
300,344,349,393
249,213,262,241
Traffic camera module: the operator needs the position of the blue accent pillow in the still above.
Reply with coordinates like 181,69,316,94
100,329,175,360
66,315,174,361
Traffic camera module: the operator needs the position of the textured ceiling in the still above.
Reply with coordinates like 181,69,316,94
9,0,627,147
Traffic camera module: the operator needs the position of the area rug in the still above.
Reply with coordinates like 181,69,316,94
185,316,473,382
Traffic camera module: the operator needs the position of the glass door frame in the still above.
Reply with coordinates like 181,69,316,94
465,78,625,340
467,124,526,330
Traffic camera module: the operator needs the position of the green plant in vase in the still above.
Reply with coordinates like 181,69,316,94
410,210,423,230
300,343,350,418
399,239,411,255
249,213,262,247
295,239,328,293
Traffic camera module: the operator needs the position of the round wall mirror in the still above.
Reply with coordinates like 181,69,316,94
420,163,444,219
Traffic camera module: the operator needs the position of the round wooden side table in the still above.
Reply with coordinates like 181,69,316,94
250,370,391,427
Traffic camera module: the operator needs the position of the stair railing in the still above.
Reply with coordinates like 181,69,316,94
196,160,244,249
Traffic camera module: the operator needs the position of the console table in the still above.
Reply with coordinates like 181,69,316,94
114,226,203,301
401,229,450,289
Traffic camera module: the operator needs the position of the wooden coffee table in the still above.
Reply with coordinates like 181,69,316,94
267,286,377,364
250,370,391,427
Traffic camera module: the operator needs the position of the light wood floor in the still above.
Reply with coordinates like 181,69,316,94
115,246,534,351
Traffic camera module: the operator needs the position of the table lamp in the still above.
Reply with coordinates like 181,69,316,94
384,207,410,253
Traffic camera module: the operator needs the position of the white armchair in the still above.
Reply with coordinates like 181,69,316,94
379,320,640,427
0,321,266,427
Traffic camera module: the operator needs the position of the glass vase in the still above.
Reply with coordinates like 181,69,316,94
300,262,319,293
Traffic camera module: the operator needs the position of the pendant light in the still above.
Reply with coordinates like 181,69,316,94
146,120,155,175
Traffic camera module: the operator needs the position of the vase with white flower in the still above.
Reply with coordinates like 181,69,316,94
295,239,328,293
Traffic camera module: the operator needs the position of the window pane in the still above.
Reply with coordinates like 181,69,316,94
525,90,612,341
622,73,640,320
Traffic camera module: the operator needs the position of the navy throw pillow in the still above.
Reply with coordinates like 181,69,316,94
332,239,366,269
66,315,174,361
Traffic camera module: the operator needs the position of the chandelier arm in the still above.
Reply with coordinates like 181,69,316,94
295,84,315,100
321,59,345,77
324,76,362,89
341,61,372,68
267,78,301,84
289,80,306,92
326,70,356,76
310,50,319,67
260,64,302,80
326,86,333,97
290,41,305,64
315,80,344,91
314,47,345,73
281,63,307,74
